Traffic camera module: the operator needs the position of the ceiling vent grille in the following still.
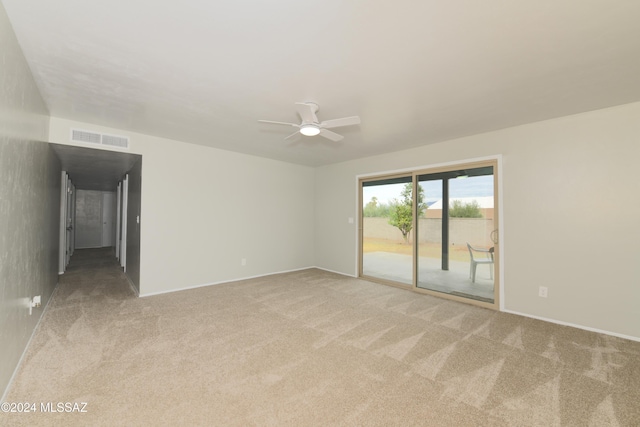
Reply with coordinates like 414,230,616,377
101,134,129,148
71,129,101,144
71,128,129,149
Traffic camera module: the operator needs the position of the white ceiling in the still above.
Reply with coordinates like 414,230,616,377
4,0,640,166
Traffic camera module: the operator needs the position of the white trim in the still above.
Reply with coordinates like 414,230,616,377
355,154,503,180
503,309,640,343
1,284,59,403
115,182,121,260
496,155,505,311
138,266,317,298
58,172,67,274
354,177,360,277
314,266,357,278
120,175,128,271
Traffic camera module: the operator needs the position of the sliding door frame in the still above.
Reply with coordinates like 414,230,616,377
358,157,502,310
358,172,415,291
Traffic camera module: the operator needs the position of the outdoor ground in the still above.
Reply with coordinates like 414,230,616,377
363,238,473,262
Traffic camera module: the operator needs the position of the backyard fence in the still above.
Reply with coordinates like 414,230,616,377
363,217,495,247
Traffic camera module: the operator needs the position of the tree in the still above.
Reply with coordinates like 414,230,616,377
363,197,379,217
388,183,426,243
449,200,483,218
363,196,391,217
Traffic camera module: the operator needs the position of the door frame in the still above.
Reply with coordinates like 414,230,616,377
58,171,68,274
120,174,128,272
58,171,76,274
101,191,116,247
116,182,121,260
357,156,504,310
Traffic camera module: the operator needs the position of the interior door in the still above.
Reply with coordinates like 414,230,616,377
101,192,116,247
116,182,121,260
68,181,75,263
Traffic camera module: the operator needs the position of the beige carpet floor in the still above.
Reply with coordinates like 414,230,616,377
3,248,639,426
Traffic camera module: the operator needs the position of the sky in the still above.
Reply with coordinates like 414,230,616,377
363,175,494,205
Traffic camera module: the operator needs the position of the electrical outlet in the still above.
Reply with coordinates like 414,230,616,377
538,286,548,298
29,296,42,315
241,258,246,266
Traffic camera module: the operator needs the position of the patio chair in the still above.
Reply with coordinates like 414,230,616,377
467,243,494,283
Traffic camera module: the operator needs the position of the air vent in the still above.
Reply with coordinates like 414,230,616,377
70,128,129,149
71,129,101,144
101,134,129,148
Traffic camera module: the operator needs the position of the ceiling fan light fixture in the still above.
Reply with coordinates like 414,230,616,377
259,102,359,142
300,124,320,136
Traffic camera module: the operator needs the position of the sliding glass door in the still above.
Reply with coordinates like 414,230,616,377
416,166,496,303
360,175,413,286
359,161,499,307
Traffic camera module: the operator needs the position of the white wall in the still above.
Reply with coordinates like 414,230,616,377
315,102,640,340
48,118,316,296
0,3,59,399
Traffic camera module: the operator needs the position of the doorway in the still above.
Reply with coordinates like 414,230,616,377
359,159,500,308
50,143,142,292
75,190,117,249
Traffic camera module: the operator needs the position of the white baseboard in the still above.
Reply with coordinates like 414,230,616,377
312,266,357,278
1,283,59,403
138,266,317,298
502,309,640,343
123,273,139,297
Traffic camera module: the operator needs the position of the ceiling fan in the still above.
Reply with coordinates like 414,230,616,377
259,102,360,142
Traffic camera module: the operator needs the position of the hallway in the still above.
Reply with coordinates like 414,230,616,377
4,248,141,425
58,248,136,301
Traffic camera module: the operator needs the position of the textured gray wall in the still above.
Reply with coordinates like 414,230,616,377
0,3,58,399
0,145,61,398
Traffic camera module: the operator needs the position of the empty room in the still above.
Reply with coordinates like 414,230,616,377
1,1,639,425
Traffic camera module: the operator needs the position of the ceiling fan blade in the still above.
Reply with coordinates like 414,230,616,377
320,116,361,129
284,131,300,140
258,120,299,127
294,102,318,123
319,129,344,142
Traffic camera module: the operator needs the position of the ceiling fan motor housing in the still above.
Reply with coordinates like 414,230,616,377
300,124,320,136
